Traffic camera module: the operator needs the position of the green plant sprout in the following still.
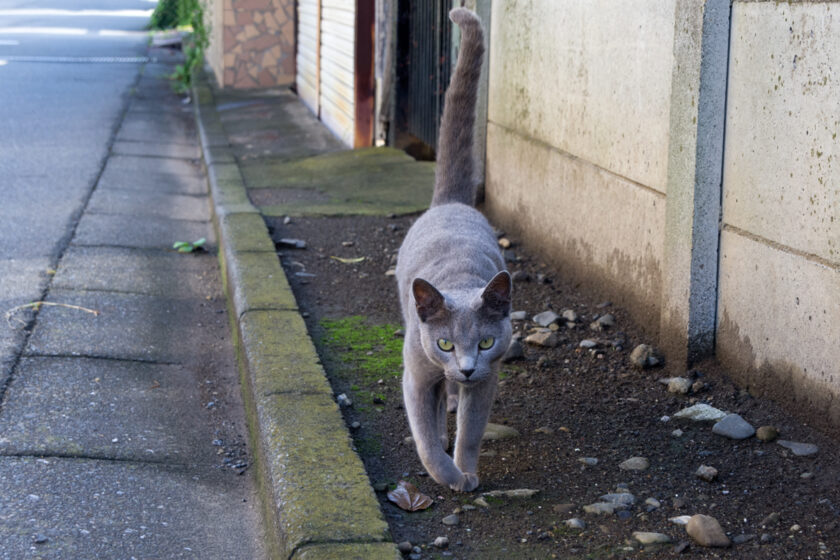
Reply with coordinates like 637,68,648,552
172,238,206,253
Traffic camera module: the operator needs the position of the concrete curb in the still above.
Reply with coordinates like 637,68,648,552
192,76,399,560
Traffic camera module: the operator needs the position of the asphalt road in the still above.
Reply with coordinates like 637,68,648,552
0,0,151,380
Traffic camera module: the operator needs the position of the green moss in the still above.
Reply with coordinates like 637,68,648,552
320,316,404,384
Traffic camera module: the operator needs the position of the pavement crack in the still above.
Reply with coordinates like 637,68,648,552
22,353,180,366
0,451,191,469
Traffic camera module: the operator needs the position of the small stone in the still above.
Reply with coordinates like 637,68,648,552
691,380,706,393
561,309,578,322
384,268,396,276
670,515,692,525
732,534,756,545
393,329,405,337
534,426,554,435
790,524,801,532
760,533,773,543
336,393,352,407
777,440,818,456
619,457,650,471
403,436,414,446
645,498,661,509
673,541,690,553
502,339,524,363
564,518,586,529
685,514,731,548
667,377,693,395
461,504,476,511
616,509,633,521
409,553,421,560
671,429,684,438
510,310,528,321
350,421,361,431
712,414,756,440
629,344,662,369
473,497,489,507
596,313,615,328
579,339,598,349
695,465,718,482
498,237,512,249
800,471,814,479
33,534,48,544
532,310,561,327
633,531,672,545
433,536,449,548
583,502,617,515
756,425,779,442
277,238,306,249
397,541,413,553
673,403,727,422
372,482,388,492
578,457,598,466
283,215,292,224
483,488,539,499
442,514,459,526
524,330,559,348
482,423,520,441
760,512,780,527
553,503,575,514
599,493,635,509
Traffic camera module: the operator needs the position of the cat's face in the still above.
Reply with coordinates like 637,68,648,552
412,272,512,383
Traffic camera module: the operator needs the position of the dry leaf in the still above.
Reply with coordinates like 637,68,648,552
387,480,433,512
330,256,365,264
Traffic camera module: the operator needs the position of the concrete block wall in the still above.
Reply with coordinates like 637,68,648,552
204,0,296,89
484,0,676,331
484,0,839,427
717,1,840,427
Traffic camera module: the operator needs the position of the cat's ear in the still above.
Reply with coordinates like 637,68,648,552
413,278,447,322
481,271,512,318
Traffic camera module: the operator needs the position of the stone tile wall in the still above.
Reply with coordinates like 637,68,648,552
205,0,295,89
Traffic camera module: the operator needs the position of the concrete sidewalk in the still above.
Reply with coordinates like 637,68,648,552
0,58,265,558
192,70,438,559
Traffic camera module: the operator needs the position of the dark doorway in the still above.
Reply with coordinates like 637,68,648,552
394,0,452,159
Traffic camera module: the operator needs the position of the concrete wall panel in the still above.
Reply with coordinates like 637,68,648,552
485,123,665,329
488,0,676,192
717,228,840,429
724,2,840,262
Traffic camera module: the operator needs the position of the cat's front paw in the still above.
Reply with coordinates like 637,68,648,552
449,472,479,492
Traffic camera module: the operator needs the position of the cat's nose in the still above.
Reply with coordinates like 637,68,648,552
460,368,475,378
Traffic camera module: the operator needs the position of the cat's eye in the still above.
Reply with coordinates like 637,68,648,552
478,336,495,350
437,338,455,352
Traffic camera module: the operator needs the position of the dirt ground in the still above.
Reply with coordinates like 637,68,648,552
266,213,839,560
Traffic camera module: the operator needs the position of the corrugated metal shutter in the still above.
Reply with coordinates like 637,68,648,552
296,0,373,148
319,0,356,146
296,0,320,115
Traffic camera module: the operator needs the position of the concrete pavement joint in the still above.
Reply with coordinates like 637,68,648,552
0,451,190,469
85,211,211,224
21,353,179,366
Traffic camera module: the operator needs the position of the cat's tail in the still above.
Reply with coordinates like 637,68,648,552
430,8,485,208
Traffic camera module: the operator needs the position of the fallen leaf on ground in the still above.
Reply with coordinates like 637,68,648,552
330,256,365,264
387,480,433,511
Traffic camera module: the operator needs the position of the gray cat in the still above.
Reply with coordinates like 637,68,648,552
396,8,511,492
